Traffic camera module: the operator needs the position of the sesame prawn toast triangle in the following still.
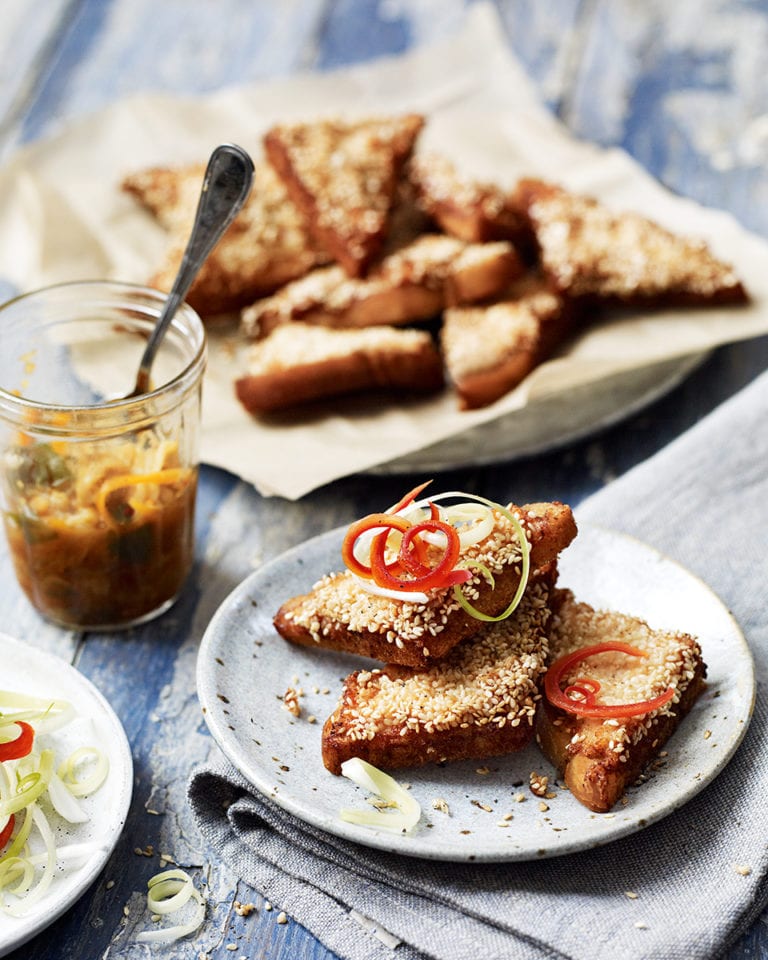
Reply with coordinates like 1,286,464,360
274,501,577,668
514,178,748,307
441,273,573,410
408,152,532,250
321,565,558,775
122,162,207,230
234,322,444,414
263,114,424,277
122,160,325,318
535,590,707,813
240,234,522,338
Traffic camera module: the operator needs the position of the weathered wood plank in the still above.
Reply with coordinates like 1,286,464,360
14,0,327,146
563,0,768,237
0,0,77,154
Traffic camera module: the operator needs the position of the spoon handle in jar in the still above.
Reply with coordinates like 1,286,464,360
132,143,255,396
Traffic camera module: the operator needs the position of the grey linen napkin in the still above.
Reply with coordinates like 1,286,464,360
189,370,768,960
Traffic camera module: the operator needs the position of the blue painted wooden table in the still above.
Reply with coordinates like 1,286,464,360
0,1,766,957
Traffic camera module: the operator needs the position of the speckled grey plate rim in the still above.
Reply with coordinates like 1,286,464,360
0,634,134,958
367,354,706,475
196,522,754,863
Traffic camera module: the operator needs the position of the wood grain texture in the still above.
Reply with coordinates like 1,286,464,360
0,1,766,958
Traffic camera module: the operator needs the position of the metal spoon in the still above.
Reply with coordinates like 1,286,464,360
129,142,254,397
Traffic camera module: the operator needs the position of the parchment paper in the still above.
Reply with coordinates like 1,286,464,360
0,2,766,499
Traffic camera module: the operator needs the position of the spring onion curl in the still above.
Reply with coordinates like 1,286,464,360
135,869,206,944
0,690,110,916
340,758,421,833
409,491,531,623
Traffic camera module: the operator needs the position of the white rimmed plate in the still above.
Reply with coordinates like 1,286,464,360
0,635,133,957
196,523,754,861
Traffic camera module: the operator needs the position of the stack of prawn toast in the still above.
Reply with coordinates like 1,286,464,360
122,112,749,414
272,487,708,811
321,565,557,775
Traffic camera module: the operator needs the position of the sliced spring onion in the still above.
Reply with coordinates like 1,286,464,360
0,690,110,917
340,758,421,833
57,745,109,797
0,805,57,917
135,869,206,944
350,574,430,604
0,691,75,734
47,771,88,824
0,749,55,819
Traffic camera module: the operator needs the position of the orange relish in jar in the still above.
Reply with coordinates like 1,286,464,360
3,435,197,629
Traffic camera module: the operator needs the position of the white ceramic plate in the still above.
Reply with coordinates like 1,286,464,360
0,635,133,957
197,523,754,862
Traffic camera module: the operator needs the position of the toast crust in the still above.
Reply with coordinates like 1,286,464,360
274,501,577,668
322,570,556,774
535,590,707,812
240,234,522,339
264,114,424,277
408,152,531,249
123,161,325,317
122,162,207,230
441,274,572,409
234,323,444,414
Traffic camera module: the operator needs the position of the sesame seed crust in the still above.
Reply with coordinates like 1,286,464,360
440,273,572,410
535,589,707,812
515,179,748,306
240,234,519,339
234,322,444,413
407,151,531,247
321,576,554,774
124,161,326,317
263,114,424,277
273,500,577,667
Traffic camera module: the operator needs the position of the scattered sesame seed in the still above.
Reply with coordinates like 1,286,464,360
733,863,752,876
277,912,288,925
624,891,639,900
634,921,648,929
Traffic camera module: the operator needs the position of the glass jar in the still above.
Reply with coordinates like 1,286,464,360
0,281,206,630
